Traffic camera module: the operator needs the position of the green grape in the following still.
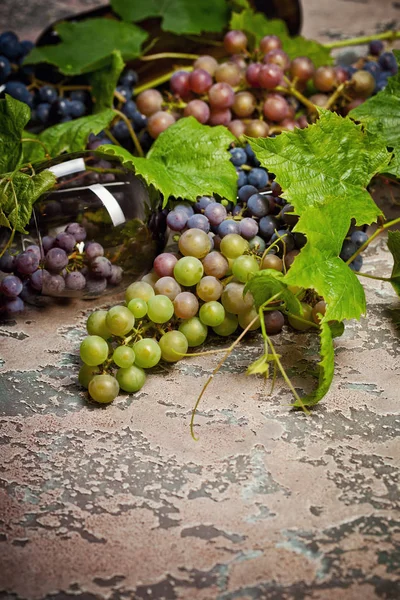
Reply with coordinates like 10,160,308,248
220,234,249,259
86,310,111,339
178,228,212,259
113,345,135,368
173,256,204,287
116,365,146,392
221,282,254,314
106,305,135,336
213,312,238,336
80,335,109,366
159,330,188,362
179,317,208,347
89,374,119,404
288,302,314,331
133,338,162,368
199,301,225,327
238,307,261,331
232,255,259,283
147,295,174,324
78,364,99,389
196,275,223,302
125,281,155,303
127,298,148,319
140,271,159,288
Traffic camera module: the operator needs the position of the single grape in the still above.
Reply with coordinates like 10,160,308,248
293,232,307,249
15,251,39,275
221,282,254,314
173,291,199,319
153,253,178,277
208,82,235,109
184,99,210,124
90,256,112,279
237,169,248,188
186,214,210,233
174,256,204,286
217,220,239,238
232,255,259,283
248,168,269,189
312,300,326,325
238,184,258,203
65,222,86,242
108,265,123,286
85,242,104,261
65,271,86,290
238,307,261,331
349,70,375,98
220,234,249,259
350,255,363,271
215,62,242,87
350,230,368,248
262,94,290,121
85,276,107,296
208,108,232,126
0,275,23,298
270,230,295,253
55,232,76,253
5,81,32,105
106,305,135,336
313,66,337,92
133,338,161,369
78,364,99,389
284,249,300,270
232,91,256,118
245,120,269,138
136,89,163,116
30,268,50,292
202,251,229,279
89,374,119,403
0,55,11,83
147,294,174,323
247,194,270,218
159,330,188,362
170,70,191,97
213,312,238,336
288,302,313,331
290,57,315,83
194,55,218,76
259,215,279,241
340,240,357,261
120,69,138,87
199,301,225,327
369,40,384,56
173,203,194,217
246,63,262,87
127,298,148,319
239,218,259,240
80,335,109,366
43,274,66,295
148,111,175,139
230,147,247,167
195,196,215,212
126,281,155,303
264,310,285,335
260,35,282,54
140,271,159,288
167,210,188,232
87,310,111,338
154,276,182,301
116,365,146,393
5,296,25,315
189,68,213,94
204,203,227,227
179,228,212,259
249,236,266,254
264,49,290,70
378,52,398,74
258,63,283,89
113,345,135,368
309,93,329,107
224,30,248,54
196,276,224,302
179,317,208,347
0,251,15,273
261,255,283,272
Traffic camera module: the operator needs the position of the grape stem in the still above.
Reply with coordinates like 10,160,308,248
104,128,122,147
346,215,400,265
276,78,318,114
113,109,144,157
134,67,193,96
324,81,350,110
21,137,51,160
141,52,201,61
323,30,400,50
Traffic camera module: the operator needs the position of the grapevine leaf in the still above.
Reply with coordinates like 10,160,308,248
229,7,332,67
89,51,125,113
248,110,390,322
292,321,343,408
97,117,237,206
245,269,302,315
24,19,147,76
22,110,115,163
246,354,275,378
0,170,56,233
111,0,229,34
0,95,30,172
387,230,400,297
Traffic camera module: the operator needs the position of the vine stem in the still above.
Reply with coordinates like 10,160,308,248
355,271,392,282
323,30,400,49
141,52,200,61
113,109,144,157
134,67,193,96
324,81,350,110
346,215,400,265
21,137,51,160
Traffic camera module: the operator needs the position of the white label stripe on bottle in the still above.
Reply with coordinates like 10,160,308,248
88,183,126,227
48,158,86,178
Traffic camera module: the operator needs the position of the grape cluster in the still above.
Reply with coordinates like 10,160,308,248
0,221,123,317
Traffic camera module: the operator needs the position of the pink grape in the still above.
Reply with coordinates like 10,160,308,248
260,35,282,54
335,66,350,84
264,49,290,70
193,55,218,76
154,276,182,301
280,118,297,130
136,89,163,116
189,68,213,94
173,292,199,319
208,108,232,126
208,82,235,109
147,111,175,138
313,66,337,92
153,253,178,278
290,57,315,83
262,94,290,121
246,63,262,87
232,91,256,118
184,99,210,124
215,62,242,86
170,70,191,98
202,251,229,279
224,30,248,54
258,63,283,89
228,119,246,137
230,55,247,70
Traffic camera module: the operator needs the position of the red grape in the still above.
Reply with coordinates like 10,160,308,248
232,91,256,118
170,70,191,98
147,111,175,138
264,49,290,70
289,57,315,83
260,35,282,54
258,63,283,89
215,62,242,86
208,108,232,126
313,66,337,92
189,68,213,94
335,66,350,84
262,94,290,121
309,93,329,107
184,99,210,124
193,55,218,76
246,63,262,87
224,30,248,54
136,89,163,116
227,119,246,137
245,120,269,137
208,82,235,109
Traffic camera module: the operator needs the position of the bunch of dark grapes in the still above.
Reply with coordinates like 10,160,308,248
0,222,123,317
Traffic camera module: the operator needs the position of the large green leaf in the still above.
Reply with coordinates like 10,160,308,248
387,230,400,297
90,51,125,113
293,321,344,408
245,269,301,315
22,110,115,163
229,7,332,67
0,95,30,173
0,170,56,233
248,110,390,322
98,117,237,206
111,0,229,34
24,19,147,76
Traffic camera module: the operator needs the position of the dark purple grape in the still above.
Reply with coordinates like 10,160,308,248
0,275,23,297
166,210,188,232
350,230,368,248
232,205,243,217
65,222,87,242
187,214,210,233
264,310,284,335
259,216,279,241
0,55,11,83
245,143,261,167
120,69,138,88
45,248,69,272
378,52,398,74
55,232,76,253
229,147,247,166
39,85,58,104
218,219,240,237
204,203,227,226
42,274,66,295
174,203,194,217
340,240,357,261
271,181,282,197
369,40,384,56
237,169,248,188
350,255,363,271
238,185,258,203
239,218,259,240
85,242,104,261
0,251,15,273
248,168,269,189
108,265,123,285
26,244,42,261
281,204,299,226
65,271,86,290
270,230,295,253
195,196,215,212
41,236,55,253
30,268,50,292
86,276,107,295
5,296,24,315
69,100,85,118
293,232,307,249
90,256,112,279
15,252,39,275
247,194,270,218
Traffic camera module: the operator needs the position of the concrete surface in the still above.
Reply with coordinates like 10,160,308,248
1,1,400,599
